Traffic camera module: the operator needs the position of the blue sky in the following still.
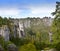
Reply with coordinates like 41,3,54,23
0,0,60,18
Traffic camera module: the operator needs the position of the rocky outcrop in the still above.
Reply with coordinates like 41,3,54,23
0,25,10,41
0,45,4,51
7,44,18,51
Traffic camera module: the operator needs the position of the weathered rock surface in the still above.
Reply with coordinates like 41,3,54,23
0,45,4,51
7,44,18,51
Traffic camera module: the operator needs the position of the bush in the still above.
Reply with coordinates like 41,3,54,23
55,42,60,51
10,37,30,46
19,43,36,51
34,41,47,50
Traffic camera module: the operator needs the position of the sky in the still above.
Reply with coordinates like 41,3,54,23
0,0,60,18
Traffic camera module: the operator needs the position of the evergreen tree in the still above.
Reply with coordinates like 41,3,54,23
52,1,60,44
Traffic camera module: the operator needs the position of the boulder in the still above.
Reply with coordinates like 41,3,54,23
0,45,4,51
7,44,18,51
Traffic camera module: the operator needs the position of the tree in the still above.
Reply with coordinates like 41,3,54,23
0,16,3,27
0,36,5,47
52,1,60,44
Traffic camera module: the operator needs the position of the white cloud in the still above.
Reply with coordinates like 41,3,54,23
0,5,55,18
31,7,55,14
0,9,21,18
26,6,55,18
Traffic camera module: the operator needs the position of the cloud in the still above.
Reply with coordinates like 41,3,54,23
0,0,57,18
31,6,55,14
0,9,21,18
23,6,55,18
0,4,55,18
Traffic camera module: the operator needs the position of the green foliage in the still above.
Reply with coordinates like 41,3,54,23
0,36,5,47
10,36,30,46
0,35,13,51
0,17,10,26
0,16,14,35
52,1,60,44
25,18,50,44
4,41,13,50
55,42,60,51
34,41,49,50
19,43,37,51
0,16,3,27
0,16,53,51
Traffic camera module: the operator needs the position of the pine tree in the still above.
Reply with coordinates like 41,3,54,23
52,1,60,44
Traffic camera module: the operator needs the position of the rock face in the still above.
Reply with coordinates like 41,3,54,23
0,17,53,40
12,17,53,38
49,32,53,42
18,21,25,38
7,44,18,51
0,45,4,51
12,19,25,38
0,25,10,41
20,17,53,28
42,17,53,26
